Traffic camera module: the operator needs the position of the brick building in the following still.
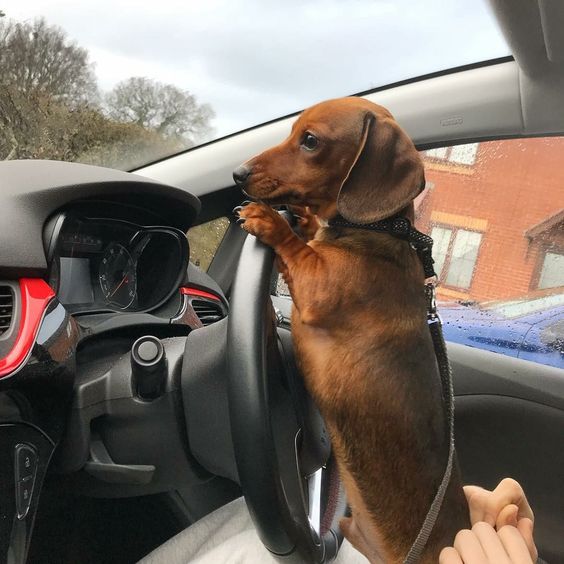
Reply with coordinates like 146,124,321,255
415,138,564,303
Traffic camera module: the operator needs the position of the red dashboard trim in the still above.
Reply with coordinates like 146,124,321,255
0,279,55,378
180,287,222,302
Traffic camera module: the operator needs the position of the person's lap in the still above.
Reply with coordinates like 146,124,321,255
139,497,368,564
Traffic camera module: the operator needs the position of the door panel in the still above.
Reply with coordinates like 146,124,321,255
451,343,564,563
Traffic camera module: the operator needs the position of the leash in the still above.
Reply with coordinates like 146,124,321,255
328,215,456,564
403,282,455,564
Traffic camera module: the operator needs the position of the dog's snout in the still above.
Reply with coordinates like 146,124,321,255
233,164,252,186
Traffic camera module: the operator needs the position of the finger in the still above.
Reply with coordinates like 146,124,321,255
439,547,464,564
497,525,534,564
464,486,495,526
517,518,538,562
493,479,534,523
496,504,519,529
466,479,534,526
453,529,489,564
472,522,511,564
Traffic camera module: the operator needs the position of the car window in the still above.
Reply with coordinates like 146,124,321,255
0,3,508,170
415,138,564,368
187,217,230,272
272,138,563,369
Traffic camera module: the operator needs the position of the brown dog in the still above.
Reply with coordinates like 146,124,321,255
233,97,470,563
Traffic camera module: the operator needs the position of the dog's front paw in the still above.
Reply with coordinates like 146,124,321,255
234,202,292,247
288,205,321,241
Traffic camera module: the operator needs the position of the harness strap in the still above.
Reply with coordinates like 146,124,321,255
328,215,437,279
328,215,455,563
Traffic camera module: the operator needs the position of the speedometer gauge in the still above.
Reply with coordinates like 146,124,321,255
99,243,137,309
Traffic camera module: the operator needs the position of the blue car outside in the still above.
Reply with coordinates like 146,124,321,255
439,295,564,369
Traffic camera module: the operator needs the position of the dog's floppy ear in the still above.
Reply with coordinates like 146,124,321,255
337,111,425,224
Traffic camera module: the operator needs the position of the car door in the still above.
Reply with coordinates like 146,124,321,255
419,137,564,562
270,135,564,561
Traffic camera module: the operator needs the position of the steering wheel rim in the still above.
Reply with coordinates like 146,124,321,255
226,227,345,563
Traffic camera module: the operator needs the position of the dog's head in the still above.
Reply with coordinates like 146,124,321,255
233,97,425,223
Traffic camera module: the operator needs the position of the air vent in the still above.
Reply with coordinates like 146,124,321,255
191,299,225,326
0,285,14,337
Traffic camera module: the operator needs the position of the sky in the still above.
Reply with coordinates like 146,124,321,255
2,0,509,142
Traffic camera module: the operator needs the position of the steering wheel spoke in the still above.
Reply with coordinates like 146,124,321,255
307,467,323,536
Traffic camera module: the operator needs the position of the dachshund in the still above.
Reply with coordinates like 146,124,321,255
233,97,470,563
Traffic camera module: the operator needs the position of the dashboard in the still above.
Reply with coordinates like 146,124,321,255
0,160,229,564
47,215,188,313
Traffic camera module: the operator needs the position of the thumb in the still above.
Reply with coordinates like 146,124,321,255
496,504,519,529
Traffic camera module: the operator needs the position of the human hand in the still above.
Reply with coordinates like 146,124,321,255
439,522,535,564
439,478,537,563
463,478,536,561
464,478,533,528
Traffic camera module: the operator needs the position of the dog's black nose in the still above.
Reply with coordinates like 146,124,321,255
233,164,251,185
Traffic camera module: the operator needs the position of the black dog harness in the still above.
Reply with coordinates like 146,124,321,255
329,215,436,279
328,215,455,564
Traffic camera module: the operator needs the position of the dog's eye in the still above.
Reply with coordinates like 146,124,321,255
301,132,319,151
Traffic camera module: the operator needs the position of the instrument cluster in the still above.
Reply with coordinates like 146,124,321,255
48,215,188,313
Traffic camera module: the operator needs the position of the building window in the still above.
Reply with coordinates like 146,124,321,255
430,226,452,276
426,143,479,165
426,147,448,159
538,252,564,289
431,226,483,289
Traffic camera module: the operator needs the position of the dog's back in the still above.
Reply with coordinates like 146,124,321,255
291,226,469,562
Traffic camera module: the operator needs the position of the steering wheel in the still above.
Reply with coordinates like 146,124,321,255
226,221,347,563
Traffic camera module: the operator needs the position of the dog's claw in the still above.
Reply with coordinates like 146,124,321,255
233,201,253,215
236,217,246,225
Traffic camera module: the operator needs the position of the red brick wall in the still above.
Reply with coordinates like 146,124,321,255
415,138,564,302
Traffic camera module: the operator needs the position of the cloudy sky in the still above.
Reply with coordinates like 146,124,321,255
2,0,508,141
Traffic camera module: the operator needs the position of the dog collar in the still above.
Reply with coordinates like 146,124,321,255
328,215,437,279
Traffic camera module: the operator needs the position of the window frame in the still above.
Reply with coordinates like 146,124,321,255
431,223,483,291
531,244,564,292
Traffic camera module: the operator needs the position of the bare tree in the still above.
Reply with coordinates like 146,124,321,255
106,77,214,144
0,16,214,168
0,16,99,160
0,17,97,105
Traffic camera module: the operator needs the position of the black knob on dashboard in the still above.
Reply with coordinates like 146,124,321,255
131,336,167,400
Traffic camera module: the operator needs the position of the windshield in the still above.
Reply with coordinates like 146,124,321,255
0,1,508,170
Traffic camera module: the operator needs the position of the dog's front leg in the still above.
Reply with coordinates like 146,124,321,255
237,202,326,323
